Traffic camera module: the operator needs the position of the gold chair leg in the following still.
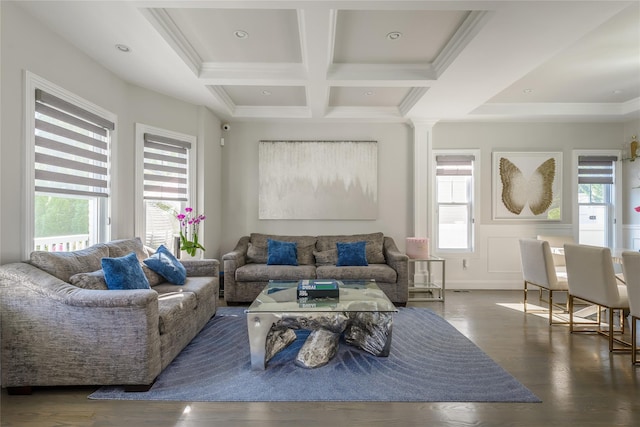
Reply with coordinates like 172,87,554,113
633,316,638,365
569,295,574,333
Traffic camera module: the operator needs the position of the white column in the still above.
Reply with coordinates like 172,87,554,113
410,119,437,283
411,120,437,237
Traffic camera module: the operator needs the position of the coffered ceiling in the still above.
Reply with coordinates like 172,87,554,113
14,1,640,123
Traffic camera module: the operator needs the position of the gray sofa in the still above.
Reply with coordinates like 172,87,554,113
0,238,219,394
223,232,408,305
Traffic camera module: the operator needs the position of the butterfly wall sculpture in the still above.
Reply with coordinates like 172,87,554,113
499,157,556,216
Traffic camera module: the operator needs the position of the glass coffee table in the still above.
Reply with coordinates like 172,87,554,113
245,279,398,370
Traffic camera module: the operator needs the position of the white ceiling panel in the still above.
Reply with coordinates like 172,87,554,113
333,10,471,64
161,8,301,63
222,85,306,106
329,87,411,107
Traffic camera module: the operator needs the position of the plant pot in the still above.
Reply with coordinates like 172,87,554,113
180,249,203,260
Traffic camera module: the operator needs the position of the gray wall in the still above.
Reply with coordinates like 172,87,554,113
0,2,223,262
220,122,412,253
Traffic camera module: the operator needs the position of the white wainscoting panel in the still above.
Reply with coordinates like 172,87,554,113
487,236,522,273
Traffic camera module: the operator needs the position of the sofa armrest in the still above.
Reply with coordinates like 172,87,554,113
0,262,161,387
222,236,249,265
383,237,409,286
180,258,219,277
222,236,250,301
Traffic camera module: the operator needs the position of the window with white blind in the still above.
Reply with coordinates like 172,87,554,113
135,124,196,251
27,74,116,254
576,153,619,247
433,152,478,252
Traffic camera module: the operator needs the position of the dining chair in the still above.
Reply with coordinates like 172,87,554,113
537,234,574,273
519,238,569,325
564,243,630,352
622,251,640,364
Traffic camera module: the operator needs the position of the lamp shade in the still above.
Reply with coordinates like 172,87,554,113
406,237,429,259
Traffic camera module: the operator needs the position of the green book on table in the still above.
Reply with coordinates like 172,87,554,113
297,279,340,299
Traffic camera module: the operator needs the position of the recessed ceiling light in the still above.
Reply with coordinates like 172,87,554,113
523,88,533,94
234,30,249,39
364,91,375,96
612,89,623,94
386,31,402,41
262,90,272,96
115,44,131,53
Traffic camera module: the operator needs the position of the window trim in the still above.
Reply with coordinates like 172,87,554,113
25,71,116,259
134,123,197,246
431,149,480,255
571,149,622,248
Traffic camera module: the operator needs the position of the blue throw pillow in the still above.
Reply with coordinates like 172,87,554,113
267,239,298,266
336,241,368,267
101,252,151,290
143,245,187,285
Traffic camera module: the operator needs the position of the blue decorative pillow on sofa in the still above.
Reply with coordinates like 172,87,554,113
143,245,187,285
267,239,298,266
101,252,151,290
336,241,368,266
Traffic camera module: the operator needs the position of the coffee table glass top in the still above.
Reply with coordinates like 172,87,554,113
246,279,397,313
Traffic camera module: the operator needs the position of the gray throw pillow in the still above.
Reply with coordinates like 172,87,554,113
247,243,268,263
69,270,108,290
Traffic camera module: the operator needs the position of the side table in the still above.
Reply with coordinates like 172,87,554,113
408,257,445,302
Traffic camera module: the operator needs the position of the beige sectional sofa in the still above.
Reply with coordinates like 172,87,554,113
223,232,408,305
0,238,219,394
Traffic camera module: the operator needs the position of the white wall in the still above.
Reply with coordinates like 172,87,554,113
0,2,223,263
220,122,412,254
623,118,640,249
433,122,626,288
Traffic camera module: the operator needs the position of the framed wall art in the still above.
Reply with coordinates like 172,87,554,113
258,140,378,220
492,151,562,220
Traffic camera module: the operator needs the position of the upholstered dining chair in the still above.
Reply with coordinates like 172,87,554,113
519,238,569,325
622,251,640,364
564,243,630,353
537,234,575,273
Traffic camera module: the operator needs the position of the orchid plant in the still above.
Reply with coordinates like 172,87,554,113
177,207,206,256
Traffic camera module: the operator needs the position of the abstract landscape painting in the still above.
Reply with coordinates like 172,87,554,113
259,140,377,219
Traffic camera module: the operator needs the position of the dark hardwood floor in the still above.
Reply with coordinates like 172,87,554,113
2,290,639,427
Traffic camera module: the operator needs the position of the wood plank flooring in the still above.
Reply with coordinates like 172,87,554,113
2,290,639,426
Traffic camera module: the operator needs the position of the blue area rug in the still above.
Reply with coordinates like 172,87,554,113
89,307,540,402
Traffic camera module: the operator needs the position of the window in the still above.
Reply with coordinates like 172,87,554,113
576,154,618,247
27,74,115,254
434,153,477,252
135,125,196,252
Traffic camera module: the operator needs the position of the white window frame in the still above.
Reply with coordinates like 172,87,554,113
134,123,197,248
24,71,116,259
571,149,622,248
431,149,480,255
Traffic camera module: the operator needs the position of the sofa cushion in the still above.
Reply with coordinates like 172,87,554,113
141,264,166,287
316,233,385,264
236,264,316,282
143,245,186,285
105,237,148,261
153,276,215,307
69,270,108,290
247,243,268,263
267,239,298,266
336,241,368,266
249,233,316,265
30,243,109,282
101,252,151,290
314,249,338,265
157,290,198,335
316,264,397,283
